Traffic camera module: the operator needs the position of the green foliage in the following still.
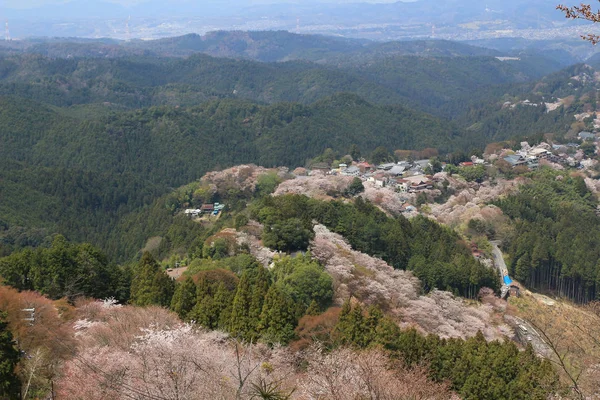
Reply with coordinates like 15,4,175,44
429,157,443,173
0,311,19,399
345,177,365,197
581,140,596,157
255,195,498,298
370,146,392,164
262,218,314,253
271,254,333,312
202,238,230,260
186,254,260,276
258,285,297,344
130,252,174,307
496,169,600,302
170,277,197,319
249,377,295,400
0,91,466,262
181,251,334,344
255,172,283,198
0,235,119,300
335,304,558,400
458,165,488,182
229,271,260,340
349,144,361,161
334,301,370,348
234,214,250,230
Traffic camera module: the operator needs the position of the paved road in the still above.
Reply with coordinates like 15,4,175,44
490,241,509,278
490,241,553,357
490,240,511,298
508,316,552,358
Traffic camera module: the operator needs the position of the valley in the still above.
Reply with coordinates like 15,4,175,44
1,27,600,399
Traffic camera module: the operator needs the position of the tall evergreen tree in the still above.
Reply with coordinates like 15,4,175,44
258,285,297,344
130,252,173,307
171,277,197,319
0,311,20,399
229,271,253,339
214,283,234,330
249,267,271,322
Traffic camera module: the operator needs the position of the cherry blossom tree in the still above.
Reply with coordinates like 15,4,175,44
557,2,600,44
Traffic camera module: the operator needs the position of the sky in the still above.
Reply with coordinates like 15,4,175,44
1,0,406,8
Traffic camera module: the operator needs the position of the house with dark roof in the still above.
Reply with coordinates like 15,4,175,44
201,204,215,214
579,131,596,141
310,162,331,173
341,166,360,176
503,154,527,168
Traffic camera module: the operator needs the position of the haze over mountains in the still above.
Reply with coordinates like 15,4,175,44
3,0,600,395
0,0,597,42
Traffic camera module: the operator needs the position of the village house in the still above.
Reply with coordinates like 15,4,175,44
200,204,215,214
384,165,406,176
367,177,386,187
391,178,410,192
377,162,396,171
184,209,201,217
403,175,434,192
357,161,375,173
414,159,431,170
528,147,551,160
399,202,417,213
526,156,539,170
579,131,596,141
310,162,331,174
503,154,527,168
341,165,360,176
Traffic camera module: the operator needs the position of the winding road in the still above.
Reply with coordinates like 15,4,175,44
490,241,552,357
490,241,511,298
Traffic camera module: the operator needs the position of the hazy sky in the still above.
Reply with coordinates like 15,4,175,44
2,0,406,8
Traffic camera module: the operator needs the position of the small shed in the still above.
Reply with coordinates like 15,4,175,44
509,285,520,298
201,204,215,214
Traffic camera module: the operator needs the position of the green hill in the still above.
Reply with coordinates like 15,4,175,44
0,93,463,260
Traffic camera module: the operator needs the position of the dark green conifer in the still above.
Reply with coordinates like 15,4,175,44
0,311,20,399
130,252,173,306
229,271,253,339
214,283,234,330
258,285,297,344
170,277,197,320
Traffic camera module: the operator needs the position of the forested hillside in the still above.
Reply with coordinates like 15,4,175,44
496,170,600,303
0,94,462,259
0,31,592,263
0,52,538,113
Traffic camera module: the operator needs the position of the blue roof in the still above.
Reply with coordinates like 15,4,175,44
503,275,513,285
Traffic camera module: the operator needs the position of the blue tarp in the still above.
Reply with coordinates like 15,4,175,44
503,275,513,285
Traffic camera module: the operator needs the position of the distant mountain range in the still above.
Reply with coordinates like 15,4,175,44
0,0,590,41
0,0,575,23
0,29,594,259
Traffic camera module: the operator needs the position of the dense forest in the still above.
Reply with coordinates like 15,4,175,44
1,51,593,261
251,194,498,298
0,30,596,270
0,93,466,259
1,31,599,399
496,170,600,303
333,303,557,399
